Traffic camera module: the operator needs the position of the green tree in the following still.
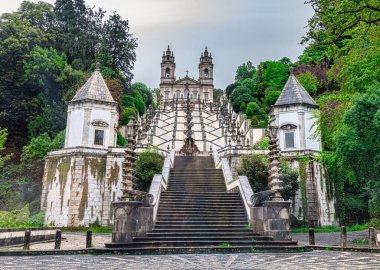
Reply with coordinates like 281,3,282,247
230,86,256,113
297,71,320,95
134,147,163,191
334,86,380,219
0,128,12,169
235,61,256,81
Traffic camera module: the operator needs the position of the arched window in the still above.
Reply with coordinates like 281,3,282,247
204,68,209,78
184,89,189,98
165,67,170,78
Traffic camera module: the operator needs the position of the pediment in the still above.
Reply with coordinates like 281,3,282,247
174,77,200,85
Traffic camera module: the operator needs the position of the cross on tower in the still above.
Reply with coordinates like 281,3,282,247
186,70,189,77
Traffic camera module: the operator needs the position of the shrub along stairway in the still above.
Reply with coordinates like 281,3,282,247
105,156,301,254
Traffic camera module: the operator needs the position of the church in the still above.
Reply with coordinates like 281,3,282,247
40,47,337,229
160,46,214,102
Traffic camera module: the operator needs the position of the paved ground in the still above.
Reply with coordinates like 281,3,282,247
0,251,379,269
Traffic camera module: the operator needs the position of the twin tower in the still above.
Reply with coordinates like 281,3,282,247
160,46,214,102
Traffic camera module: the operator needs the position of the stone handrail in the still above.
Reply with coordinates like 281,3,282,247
213,151,255,220
148,149,175,221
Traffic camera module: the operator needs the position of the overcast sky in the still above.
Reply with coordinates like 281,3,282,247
1,0,313,89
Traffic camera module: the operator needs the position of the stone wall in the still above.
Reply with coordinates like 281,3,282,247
41,148,124,227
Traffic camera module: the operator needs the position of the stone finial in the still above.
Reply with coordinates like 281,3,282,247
95,62,100,71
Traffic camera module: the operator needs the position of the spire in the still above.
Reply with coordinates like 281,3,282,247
274,74,317,107
70,68,116,104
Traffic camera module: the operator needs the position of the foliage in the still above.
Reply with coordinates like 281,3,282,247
134,147,164,192
334,86,380,219
121,107,138,126
237,154,269,193
21,131,65,162
296,71,320,95
213,88,223,102
0,205,45,228
245,102,268,127
237,154,299,200
0,128,12,169
252,136,269,150
225,83,238,99
235,61,256,81
279,161,299,201
116,132,127,147
230,86,256,113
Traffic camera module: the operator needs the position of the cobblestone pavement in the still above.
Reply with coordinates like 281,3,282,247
0,251,379,269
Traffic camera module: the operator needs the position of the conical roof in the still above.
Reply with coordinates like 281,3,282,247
71,66,116,104
274,74,317,107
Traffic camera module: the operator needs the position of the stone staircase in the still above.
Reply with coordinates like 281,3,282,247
105,156,300,253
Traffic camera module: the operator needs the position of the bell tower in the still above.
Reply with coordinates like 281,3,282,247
160,45,176,85
199,47,214,84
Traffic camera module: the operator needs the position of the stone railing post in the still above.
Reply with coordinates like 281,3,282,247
369,227,376,248
340,226,347,247
86,230,92,248
54,230,62,249
309,227,315,246
23,230,31,250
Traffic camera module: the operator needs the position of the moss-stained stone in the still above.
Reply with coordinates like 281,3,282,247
89,158,106,184
299,161,308,222
78,175,88,221
108,162,120,186
79,158,90,221
58,158,71,211
46,159,59,187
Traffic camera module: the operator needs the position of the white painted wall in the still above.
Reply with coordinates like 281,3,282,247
66,109,84,148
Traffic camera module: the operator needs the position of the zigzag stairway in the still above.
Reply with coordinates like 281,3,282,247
105,156,300,253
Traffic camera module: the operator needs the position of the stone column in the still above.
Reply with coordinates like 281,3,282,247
298,111,306,150
82,108,92,146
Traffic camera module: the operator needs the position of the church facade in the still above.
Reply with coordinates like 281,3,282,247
160,46,214,102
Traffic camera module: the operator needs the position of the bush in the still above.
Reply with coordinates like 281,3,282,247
116,132,127,147
121,106,138,125
253,136,269,150
134,147,164,192
297,71,320,95
0,204,45,228
237,154,299,200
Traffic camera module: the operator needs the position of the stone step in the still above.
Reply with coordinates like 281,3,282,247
159,198,241,202
162,191,237,195
156,213,247,219
101,245,307,254
146,231,261,237
106,240,298,248
135,236,273,241
158,203,244,209
154,220,247,226
158,202,243,207
154,224,248,229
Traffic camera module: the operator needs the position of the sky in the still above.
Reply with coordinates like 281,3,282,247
0,0,314,89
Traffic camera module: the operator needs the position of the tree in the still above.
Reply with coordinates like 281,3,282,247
235,61,256,81
225,83,238,99
258,58,290,93
213,88,223,102
230,86,256,113
297,71,320,95
134,147,163,192
0,128,12,169
131,82,153,108
334,85,380,219
103,12,137,84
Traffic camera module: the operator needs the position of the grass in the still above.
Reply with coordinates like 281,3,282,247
352,239,369,244
244,223,252,229
218,242,232,247
291,224,368,233
62,226,113,234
